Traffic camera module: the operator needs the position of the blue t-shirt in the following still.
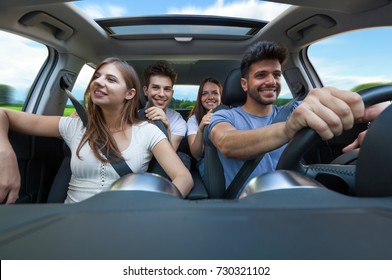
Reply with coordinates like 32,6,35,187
209,104,298,189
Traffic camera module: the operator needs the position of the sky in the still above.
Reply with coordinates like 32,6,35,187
74,0,290,21
1,0,392,102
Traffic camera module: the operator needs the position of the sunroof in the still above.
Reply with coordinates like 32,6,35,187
112,24,254,36
96,15,267,40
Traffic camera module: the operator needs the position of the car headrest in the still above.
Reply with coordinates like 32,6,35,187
222,68,247,107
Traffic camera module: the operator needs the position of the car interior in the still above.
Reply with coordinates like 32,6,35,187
1,0,392,259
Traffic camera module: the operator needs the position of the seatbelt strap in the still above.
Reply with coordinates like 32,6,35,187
224,97,299,199
102,145,134,177
61,81,133,177
63,88,88,127
137,108,169,138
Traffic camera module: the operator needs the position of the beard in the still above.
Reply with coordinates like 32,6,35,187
247,85,281,105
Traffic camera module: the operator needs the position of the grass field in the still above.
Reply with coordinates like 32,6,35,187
1,105,23,111
2,99,292,116
63,107,75,116
2,105,75,116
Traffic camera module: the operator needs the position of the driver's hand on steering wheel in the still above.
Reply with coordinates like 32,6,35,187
342,101,390,153
342,130,367,153
285,86,365,140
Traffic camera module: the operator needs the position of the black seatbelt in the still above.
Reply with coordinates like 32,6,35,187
137,108,169,138
224,97,299,199
61,77,133,177
102,143,134,177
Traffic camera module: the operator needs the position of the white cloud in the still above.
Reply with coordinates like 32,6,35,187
76,0,290,21
310,57,392,90
77,3,128,19
319,71,391,91
173,85,198,101
0,32,47,91
167,0,290,21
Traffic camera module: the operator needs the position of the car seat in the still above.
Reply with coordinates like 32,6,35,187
46,142,72,202
203,68,247,198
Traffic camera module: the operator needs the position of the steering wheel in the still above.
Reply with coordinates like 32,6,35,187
276,85,392,194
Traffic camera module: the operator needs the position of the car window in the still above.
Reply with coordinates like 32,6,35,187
64,64,95,116
171,85,198,110
308,27,392,92
0,31,48,111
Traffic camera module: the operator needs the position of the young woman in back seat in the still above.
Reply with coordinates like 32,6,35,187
0,57,193,204
187,77,222,179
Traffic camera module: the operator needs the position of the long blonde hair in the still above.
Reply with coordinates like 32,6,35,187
76,57,141,163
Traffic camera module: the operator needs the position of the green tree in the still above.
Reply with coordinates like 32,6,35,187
0,84,13,105
351,82,392,92
274,98,291,106
169,97,195,109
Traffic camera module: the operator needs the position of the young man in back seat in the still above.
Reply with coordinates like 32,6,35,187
142,61,191,170
142,61,187,152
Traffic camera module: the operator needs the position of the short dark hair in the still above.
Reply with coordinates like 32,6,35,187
143,61,177,86
240,40,288,78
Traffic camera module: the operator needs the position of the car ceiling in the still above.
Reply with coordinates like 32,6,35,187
266,0,391,13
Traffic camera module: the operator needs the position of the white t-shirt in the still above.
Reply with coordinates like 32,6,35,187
59,117,166,203
186,114,199,136
166,108,187,137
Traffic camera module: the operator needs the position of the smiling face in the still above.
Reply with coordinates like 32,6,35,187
89,63,135,109
200,81,221,110
241,59,282,106
143,75,174,109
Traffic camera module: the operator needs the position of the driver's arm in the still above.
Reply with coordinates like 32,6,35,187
211,121,289,160
211,86,364,161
